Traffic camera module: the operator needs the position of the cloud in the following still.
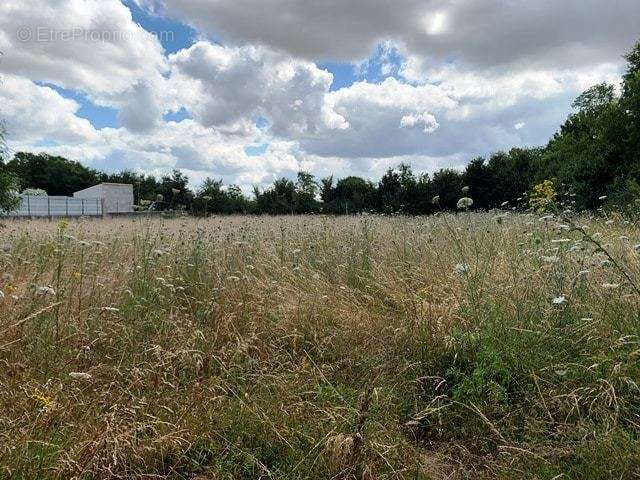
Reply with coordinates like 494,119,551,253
0,75,98,144
141,0,640,71
118,80,165,133
0,0,167,96
168,41,339,137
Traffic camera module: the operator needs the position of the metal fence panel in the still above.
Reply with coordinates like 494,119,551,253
6,195,103,218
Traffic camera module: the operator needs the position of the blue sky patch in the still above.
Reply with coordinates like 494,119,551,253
244,143,269,157
38,83,119,129
124,0,197,54
318,62,359,91
164,107,192,123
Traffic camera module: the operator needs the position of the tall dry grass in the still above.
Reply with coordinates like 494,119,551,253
1,213,639,478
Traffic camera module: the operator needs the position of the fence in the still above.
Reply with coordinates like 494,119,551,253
5,195,103,218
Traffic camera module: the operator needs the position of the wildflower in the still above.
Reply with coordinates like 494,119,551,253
101,307,120,313
530,180,556,213
69,372,93,381
35,286,56,296
456,197,473,210
552,296,567,305
602,283,620,289
31,388,53,410
578,269,590,276
551,238,571,244
455,263,470,275
540,255,559,263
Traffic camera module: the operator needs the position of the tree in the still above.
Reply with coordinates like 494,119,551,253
431,169,465,210
295,171,320,213
329,176,376,214
539,83,624,209
463,157,496,209
195,178,251,215
320,176,334,205
0,124,20,213
5,152,99,196
159,170,193,210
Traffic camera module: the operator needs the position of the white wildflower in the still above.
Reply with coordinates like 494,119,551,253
551,238,571,244
69,372,92,381
455,263,470,276
578,270,590,276
540,255,559,263
101,307,120,313
36,286,56,296
602,283,620,289
456,197,473,210
552,296,567,305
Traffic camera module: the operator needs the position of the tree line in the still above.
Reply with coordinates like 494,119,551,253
1,39,640,216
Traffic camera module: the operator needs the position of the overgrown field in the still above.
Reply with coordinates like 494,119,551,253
1,214,640,479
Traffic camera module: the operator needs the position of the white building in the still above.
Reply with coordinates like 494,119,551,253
73,183,134,214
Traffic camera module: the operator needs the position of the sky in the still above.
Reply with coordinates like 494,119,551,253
0,0,639,191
